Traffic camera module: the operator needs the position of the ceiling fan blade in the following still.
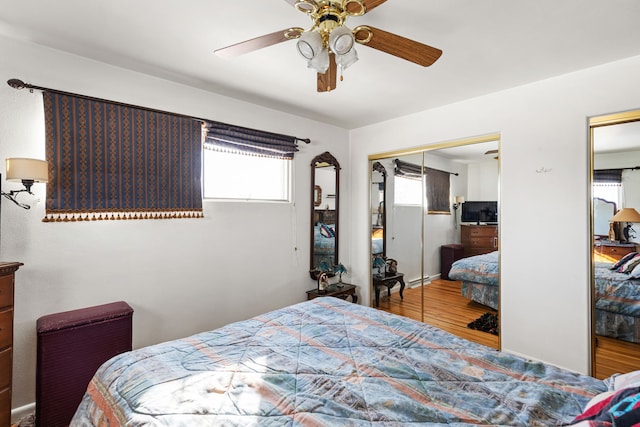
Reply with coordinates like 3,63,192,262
355,26,442,67
317,53,337,92
215,28,303,59
361,0,388,13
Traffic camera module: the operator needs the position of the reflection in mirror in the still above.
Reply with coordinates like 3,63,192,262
371,162,386,259
369,136,500,350
593,198,616,238
310,152,340,278
591,113,640,379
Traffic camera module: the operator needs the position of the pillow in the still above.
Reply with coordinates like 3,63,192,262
610,252,639,271
319,223,334,238
631,263,640,279
606,370,640,391
569,386,640,425
617,254,640,274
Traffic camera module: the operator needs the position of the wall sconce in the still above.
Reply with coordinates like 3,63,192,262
1,157,49,209
452,196,464,227
610,207,640,243
452,196,465,211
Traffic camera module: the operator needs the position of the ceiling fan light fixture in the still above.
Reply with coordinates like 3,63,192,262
296,31,324,60
329,26,355,55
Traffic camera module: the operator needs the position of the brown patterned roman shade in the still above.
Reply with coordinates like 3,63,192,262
43,92,204,221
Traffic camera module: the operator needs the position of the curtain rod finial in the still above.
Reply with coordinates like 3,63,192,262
7,79,26,89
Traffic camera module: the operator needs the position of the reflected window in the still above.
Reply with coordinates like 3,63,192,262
593,183,622,208
394,176,423,206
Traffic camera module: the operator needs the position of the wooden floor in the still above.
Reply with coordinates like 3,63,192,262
374,278,640,379
594,335,640,379
375,278,500,349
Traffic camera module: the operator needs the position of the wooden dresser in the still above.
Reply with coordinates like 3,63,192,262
594,241,639,262
461,225,498,257
0,262,22,426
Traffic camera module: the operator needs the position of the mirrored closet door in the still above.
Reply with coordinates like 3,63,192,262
590,110,640,379
369,135,501,349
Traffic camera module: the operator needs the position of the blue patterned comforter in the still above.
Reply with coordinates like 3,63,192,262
595,262,640,317
71,298,603,426
448,251,499,286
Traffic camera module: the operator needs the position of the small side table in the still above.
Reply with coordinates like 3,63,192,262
373,272,405,307
306,283,358,303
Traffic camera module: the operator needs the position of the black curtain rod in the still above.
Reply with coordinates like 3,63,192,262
394,159,459,176
430,167,459,176
7,78,311,145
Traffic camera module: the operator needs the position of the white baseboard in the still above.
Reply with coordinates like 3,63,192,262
409,274,438,288
12,402,35,424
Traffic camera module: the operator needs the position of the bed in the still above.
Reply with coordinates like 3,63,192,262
448,251,500,310
594,259,640,343
71,297,606,426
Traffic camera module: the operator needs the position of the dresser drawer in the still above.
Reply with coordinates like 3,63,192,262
466,227,498,237
599,245,637,260
0,310,12,350
0,275,13,310
0,348,11,389
466,237,497,248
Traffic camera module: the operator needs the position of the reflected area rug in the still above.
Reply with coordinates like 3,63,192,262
468,312,499,336
12,413,34,427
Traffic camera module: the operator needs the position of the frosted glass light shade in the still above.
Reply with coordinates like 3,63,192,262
308,47,330,73
336,48,358,70
329,26,355,55
297,31,324,60
6,158,49,183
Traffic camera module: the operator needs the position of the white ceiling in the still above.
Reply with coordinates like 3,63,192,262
1,0,640,130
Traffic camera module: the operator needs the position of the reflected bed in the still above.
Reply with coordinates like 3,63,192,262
449,251,499,310
72,297,603,426
595,259,640,343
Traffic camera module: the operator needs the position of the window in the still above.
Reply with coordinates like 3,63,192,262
203,149,291,201
593,183,622,207
394,176,423,206
202,121,300,202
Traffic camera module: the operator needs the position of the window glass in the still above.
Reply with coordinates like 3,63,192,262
394,176,423,206
593,183,621,207
203,150,291,201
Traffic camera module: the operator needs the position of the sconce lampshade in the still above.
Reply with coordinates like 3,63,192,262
6,157,49,183
610,208,640,223
454,196,465,204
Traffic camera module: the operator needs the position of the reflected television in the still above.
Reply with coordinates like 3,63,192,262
461,201,498,224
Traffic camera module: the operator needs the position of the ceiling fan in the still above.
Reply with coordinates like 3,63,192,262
214,0,442,92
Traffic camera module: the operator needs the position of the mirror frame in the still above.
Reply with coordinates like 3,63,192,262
310,151,341,278
368,133,501,339
372,161,387,259
589,109,640,377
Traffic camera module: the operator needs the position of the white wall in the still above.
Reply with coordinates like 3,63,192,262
0,35,350,414
349,54,640,374
467,160,499,201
